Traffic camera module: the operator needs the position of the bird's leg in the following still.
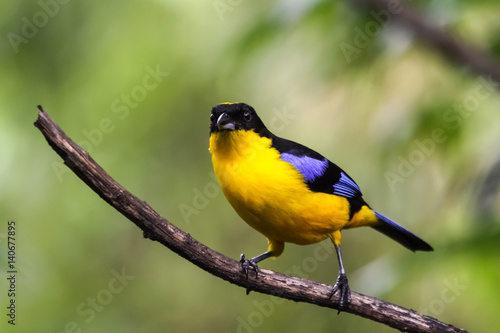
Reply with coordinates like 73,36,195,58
240,251,273,279
329,243,351,313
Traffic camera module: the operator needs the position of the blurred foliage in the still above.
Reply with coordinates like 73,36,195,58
1,0,500,332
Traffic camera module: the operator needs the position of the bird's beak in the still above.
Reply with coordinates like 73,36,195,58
217,112,235,131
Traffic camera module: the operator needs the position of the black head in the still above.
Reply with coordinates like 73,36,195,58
210,103,266,134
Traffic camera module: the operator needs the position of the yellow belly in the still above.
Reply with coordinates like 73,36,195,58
210,130,352,246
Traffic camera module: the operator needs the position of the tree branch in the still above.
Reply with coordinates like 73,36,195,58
348,0,500,87
34,106,467,333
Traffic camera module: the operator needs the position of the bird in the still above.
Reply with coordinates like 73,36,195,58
208,102,433,311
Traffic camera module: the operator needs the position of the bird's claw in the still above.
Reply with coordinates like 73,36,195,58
240,253,260,279
329,273,351,313
240,254,260,295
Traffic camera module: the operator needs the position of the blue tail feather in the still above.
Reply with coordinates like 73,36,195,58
372,211,433,252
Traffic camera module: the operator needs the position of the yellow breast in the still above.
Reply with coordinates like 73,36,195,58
209,130,351,245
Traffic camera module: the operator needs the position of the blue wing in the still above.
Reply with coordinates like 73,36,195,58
279,151,362,199
280,153,328,183
332,171,361,198
261,132,363,199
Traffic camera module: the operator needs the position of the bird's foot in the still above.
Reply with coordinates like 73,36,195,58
329,273,351,313
240,254,260,295
240,254,260,278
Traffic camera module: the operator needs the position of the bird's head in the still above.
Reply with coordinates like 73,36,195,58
210,103,266,135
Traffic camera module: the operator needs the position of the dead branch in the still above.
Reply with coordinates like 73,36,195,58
34,106,467,333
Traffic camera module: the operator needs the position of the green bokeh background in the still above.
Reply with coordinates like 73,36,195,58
2,0,500,332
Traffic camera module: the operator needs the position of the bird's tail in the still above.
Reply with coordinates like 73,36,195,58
371,211,433,252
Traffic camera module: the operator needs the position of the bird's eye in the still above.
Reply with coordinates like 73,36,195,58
210,113,214,122
243,111,252,122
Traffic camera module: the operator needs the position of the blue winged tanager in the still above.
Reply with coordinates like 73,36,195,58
209,102,433,310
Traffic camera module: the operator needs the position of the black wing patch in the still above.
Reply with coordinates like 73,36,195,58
264,133,363,199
